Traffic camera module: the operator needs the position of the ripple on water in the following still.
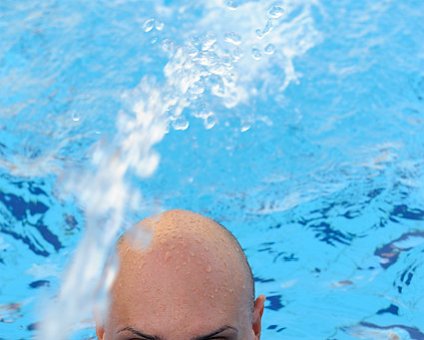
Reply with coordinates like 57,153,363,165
375,231,424,269
344,321,424,340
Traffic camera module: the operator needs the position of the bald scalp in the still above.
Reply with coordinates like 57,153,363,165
116,209,255,311
216,222,256,305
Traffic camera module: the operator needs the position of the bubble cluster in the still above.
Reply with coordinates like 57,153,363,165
142,18,165,33
142,18,155,33
264,43,276,55
158,30,251,129
225,0,239,10
251,47,262,60
268,3,285,19
224,32,242,46
171,115,190,131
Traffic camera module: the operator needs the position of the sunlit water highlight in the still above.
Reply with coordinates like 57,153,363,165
1,0,424,339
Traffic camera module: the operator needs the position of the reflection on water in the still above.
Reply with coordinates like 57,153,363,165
1,0,424,339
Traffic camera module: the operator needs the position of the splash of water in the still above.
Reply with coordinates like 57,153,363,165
29,1,322,338
37,80,168,338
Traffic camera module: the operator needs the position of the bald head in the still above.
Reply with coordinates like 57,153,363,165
97,209,265,340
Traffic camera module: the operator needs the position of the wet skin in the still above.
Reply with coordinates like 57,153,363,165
96,209,265,340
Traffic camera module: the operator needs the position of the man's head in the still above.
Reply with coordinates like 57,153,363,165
96,209,265,340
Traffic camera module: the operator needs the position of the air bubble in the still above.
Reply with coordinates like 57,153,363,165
210,64,227,76
223,91,239,108
71,112,80,122
264,43,276,55
202,35,217,51
189,82,205,95
161,39,174,53
155,20,164,31
204,115,217,130
210,76,226,97
203,113,218,130
172,116,189,131
251,48,262,60
224,32,242,46
262,20,273,35
225,0,238,10
185,44,198,57
241,122,251,132
268,4,284,19
222,56,233,68
197,51,218,66
256,20,274,39
142,18,155,33
232,47,243,61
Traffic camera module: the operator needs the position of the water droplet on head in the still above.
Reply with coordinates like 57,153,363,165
206,264,212,273
143,18,155,33
268,4,284,19
264,43,276,55
224,32,242,46
251,48,262,60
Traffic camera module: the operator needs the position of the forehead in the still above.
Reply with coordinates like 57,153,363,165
109,236,247,336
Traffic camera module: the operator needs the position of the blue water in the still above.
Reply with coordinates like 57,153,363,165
1,1,424,339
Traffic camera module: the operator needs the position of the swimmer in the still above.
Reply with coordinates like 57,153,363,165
96,209,266,339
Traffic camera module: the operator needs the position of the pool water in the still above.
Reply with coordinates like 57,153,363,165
1,0,424,339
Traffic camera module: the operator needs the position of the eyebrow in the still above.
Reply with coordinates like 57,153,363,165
118,325,238,340
193,325,238,340
118,327,159,340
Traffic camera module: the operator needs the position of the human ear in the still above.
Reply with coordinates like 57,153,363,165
252,294,266,339
96,325,105,340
